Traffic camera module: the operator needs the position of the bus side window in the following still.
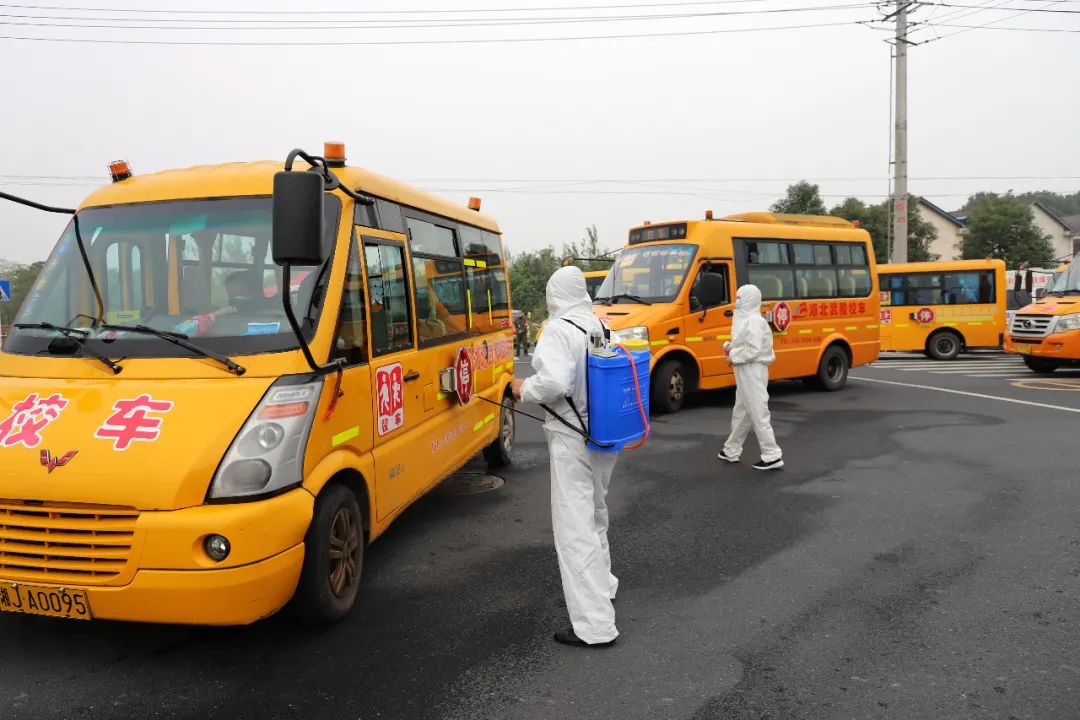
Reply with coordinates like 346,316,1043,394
331,236,368,365
363,241,414,356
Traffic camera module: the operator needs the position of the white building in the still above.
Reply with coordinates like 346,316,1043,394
916,198,966,261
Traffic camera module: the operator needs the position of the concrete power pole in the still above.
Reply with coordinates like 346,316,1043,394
891,0,909,264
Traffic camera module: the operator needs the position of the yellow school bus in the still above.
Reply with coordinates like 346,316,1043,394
594,212,879,413
877,259,1007,360
1005,255,1080,373
584,269,608,299
0,142,515,625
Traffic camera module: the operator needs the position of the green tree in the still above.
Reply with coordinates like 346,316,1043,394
561,225,612,271
829,195,938,263
961,190,1080,218
961,195,1054,269
771,181,827,215
508,246,560,320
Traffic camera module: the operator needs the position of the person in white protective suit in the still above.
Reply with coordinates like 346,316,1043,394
510,266,619,648
717,284,784,470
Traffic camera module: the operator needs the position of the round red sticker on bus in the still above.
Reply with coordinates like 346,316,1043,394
915,307,935,324
771,301,793,332
454,347,474,406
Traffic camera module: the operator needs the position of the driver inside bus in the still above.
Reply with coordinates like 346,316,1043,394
175,270,268,336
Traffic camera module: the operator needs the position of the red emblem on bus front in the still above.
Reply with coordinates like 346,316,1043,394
454,347,474,406
914,307,935,324
40,449,77,473
770,301,793,332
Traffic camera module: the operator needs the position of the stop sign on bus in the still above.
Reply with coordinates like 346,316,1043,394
454,347,474,406
770,301,793,333
915,307,935,324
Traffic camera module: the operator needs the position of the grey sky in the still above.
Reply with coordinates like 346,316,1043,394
1,0,1077,266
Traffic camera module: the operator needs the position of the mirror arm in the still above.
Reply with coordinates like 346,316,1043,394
280,264,344,377
284,149,374,207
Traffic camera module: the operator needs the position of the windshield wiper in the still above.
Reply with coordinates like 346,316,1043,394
606,293,653,306
15,322,123,374
102,324,247,376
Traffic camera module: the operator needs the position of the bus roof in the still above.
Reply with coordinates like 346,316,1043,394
583,269,609,278
878,258,1006,274
628,213,870,247
79,160,501,233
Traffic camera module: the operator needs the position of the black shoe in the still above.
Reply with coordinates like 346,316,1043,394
753,458,784,471
553,627,616,648
717,451,739,464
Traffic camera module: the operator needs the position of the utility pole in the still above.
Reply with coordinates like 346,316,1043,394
891,0,909,264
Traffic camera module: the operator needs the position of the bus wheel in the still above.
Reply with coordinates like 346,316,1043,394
652,358,687,414
1023,357,1059,374
293,484,364,624
813,345,849,391
926,330,962,361
483,394,515,467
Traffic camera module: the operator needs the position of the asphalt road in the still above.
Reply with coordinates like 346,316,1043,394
2,351,1079,720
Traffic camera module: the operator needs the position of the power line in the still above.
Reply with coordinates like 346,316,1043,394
0,19,869,44
918,0,1067,41
0,4,887,31
925,19,1080,27
0,0,830,15
922,1,1080,11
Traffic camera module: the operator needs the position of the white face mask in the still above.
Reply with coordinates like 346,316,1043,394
734,298,744,310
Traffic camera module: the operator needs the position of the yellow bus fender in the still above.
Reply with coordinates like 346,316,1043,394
650,344,704,386
814,333,853,366
303,448,377,542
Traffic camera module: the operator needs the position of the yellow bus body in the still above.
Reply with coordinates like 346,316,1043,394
0,158,514,625
1005,255,1080,371
594,213,880,412
877,259,1007,359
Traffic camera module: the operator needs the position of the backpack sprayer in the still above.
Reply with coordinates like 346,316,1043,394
476,319,651,452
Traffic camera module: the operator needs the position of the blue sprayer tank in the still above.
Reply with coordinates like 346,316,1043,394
585,343,651,453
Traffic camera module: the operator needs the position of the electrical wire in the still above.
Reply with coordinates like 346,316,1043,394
0,19,872,44
917,0,1067,41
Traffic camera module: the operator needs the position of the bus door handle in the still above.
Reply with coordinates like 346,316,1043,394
666,327,679,336
724,310,734,317
403,371,421,383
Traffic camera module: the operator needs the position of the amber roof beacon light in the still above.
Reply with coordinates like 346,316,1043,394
108,160,132,182
468,197,482,212
323,141,346,167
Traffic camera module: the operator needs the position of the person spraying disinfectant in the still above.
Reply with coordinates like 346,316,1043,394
717,284,784,471
511,266,621,648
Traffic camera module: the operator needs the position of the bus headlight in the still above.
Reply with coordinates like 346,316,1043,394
208,378,324,501
1056,313,1080,333
612,326,649,343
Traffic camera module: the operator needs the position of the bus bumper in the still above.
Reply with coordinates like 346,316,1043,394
0,489,313,626
1005,330,1080,363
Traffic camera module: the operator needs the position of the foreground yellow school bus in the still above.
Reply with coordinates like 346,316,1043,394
0,143,515,625
877,259,1007,360
593,213,879,413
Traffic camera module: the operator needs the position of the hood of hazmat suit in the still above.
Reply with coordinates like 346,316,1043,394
728,284,776,366
520,266,604,437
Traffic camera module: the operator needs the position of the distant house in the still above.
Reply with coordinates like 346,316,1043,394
1027,202,1078,260
915,198,966,261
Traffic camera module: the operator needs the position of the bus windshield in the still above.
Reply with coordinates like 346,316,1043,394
594,244,696,304
7,196,340,359
1044,263,1079,295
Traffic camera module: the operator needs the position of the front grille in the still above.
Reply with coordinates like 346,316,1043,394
0,501,138,585
1010,314,1055,339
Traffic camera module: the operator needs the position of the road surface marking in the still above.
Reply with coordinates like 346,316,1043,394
851,376,1080,413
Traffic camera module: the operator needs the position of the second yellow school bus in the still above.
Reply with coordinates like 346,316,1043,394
593,212,880,413
878,259,1007,360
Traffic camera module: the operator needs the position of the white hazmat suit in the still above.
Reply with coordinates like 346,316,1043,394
520,266,619,645
722,285,784,466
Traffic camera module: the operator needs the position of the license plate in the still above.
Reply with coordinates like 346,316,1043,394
1016,344,1032,355
0,582,91,620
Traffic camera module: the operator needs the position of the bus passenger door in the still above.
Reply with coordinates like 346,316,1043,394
688,261,735,379
361,234,424,521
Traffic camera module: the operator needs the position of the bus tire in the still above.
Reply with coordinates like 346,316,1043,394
1023,357,1059,374
652,357,688,414
483,393,515,467
926,330,962,361
812,345,849,391
293,484,364,624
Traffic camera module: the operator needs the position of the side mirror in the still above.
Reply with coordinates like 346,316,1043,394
698,273,728,308
272,171,324,266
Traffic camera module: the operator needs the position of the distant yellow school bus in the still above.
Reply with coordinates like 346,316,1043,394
0,142,515,625
594,212,880,413
584,269,608,299
878,259,1007,360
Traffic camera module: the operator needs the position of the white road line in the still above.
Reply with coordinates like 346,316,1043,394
851,376,1080,413
969,373,1034,378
